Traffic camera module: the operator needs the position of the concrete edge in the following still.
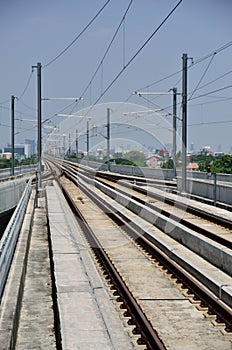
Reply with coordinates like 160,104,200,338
93,177,232,276
78,176,232,308
44,186,62,350
47,180,134,350
0,190,36,349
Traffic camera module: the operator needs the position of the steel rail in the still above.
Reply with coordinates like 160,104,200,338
131,183,232,230
53,157,176,187
60,179,166,350
73,175,232,333
52,158,232,230
97,177,232,249
46,158,232,332
93,170,232,230
48,159,232,251
59,160,232,250
50,158,232,249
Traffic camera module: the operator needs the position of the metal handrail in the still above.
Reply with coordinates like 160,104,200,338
0,177,33,301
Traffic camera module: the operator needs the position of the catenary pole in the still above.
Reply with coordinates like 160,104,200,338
172,88,177,177
33,62,42,189
182,54,188,192
87,120,89,160
11,95,15,176
76,129,78,163
38,62,42,188
107,108,110,170
68,133,71,160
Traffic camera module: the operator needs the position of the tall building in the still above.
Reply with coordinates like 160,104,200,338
190,142,194,153
25,139,36,155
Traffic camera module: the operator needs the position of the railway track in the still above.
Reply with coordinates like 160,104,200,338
96,176,232,249
45,157,232,349
50,157,232,275
60,178,165,350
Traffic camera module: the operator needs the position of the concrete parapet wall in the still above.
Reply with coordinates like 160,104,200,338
80,159,175,179
177,177,232,205
0,165,36,179
80,159,232,182
80,159,232,205
0,178,27,214
0,190,35,349
178,170,232,183
78,174,232,306
93,179,232,277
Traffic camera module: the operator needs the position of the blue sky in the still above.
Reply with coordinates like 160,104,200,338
0,0,231,153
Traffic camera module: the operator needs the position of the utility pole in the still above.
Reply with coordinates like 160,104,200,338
172,88,177,177
133,90,179,179
32,62,42,189
68,133,71,160
63,134,66,158
11,95,15,176
182,54,188,192
76,129,78,163
87,120,89,160
106,108,110,170
37,62,42,189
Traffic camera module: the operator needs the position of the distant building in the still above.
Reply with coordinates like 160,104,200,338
200,146,214,156
0,152,12,159
1,140,36,158
25,139,36,156
186,163,199,171
3,145,25,155
190,142,194,153
158,149,170,158
146,156,162,168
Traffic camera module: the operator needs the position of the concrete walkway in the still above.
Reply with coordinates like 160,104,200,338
15,196,56,349
0,181,133,349
46,180,133,350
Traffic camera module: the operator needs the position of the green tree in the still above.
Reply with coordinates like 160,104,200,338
199,155,232,174
124,151,145,167
0,158,11,169
211,155,232,174
161,159,174,169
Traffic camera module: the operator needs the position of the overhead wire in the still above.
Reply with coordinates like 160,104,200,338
15,124,38,136
136,94,173,117
133,42,232,126
189,96,232,107
189,84,232,101
138,69,182,91
42,100,78,125
43,0,111,68
19,69,34,99
190,69,232,93
137,40,232,92
0,99,10,105
80,0,134,99
188,54,216,100
93,0,183,106
16,97,37,112
191,40,232,67
188,119,232,127
0,105,36,119
0,122,10,128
